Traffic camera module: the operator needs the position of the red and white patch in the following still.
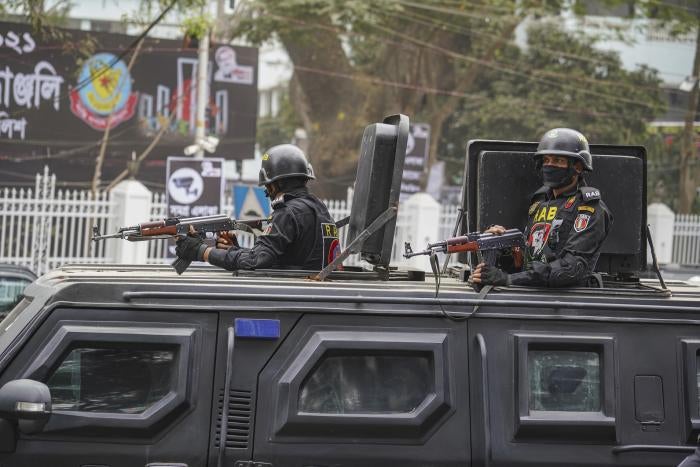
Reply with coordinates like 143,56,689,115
528,222,552,257
574,213,591,232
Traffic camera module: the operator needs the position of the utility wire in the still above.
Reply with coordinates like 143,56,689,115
268,12,663,110
4,0,178,120
385,7,676,93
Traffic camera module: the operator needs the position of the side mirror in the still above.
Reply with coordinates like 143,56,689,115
0,379,51,434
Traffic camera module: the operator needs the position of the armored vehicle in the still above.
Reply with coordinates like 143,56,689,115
0,116,698,467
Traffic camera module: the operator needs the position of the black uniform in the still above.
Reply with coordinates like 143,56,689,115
509,184,613,287
207,187,340,270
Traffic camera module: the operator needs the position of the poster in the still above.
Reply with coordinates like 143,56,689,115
0,22,257,186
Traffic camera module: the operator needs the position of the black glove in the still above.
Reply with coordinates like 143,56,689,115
175,236,207,262
479,264,511,286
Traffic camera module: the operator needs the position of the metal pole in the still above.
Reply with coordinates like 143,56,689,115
194,28,209,159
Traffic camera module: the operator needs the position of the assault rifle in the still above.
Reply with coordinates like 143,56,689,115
92,214,269,275
404,228,525,268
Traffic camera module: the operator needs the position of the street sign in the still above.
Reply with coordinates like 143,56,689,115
232,184,271,219
400,123,430,201
166,157,224,218
165,157,224,257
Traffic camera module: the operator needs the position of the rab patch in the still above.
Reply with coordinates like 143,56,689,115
578,205,595,213
574,213,591,232
528,202,540,215
321,222,341,268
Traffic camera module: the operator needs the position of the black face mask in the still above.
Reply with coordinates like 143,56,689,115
542,165,577,188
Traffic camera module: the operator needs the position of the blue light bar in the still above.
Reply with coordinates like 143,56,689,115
234,318,280,339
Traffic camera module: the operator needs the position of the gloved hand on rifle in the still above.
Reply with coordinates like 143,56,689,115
471,262,511,287
216,230,240,251
175,235,208,262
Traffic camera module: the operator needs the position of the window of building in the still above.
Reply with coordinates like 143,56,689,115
46,346,177,414
298,351,433,414
528,349,601,412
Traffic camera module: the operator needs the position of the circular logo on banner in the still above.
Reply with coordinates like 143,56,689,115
168,167,203,205
69,53,138,131
78,53,131,115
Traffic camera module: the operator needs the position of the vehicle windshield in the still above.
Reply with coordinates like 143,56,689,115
0,278,31,315
0,298,31,339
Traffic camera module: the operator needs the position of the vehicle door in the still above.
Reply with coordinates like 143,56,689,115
245,313,470,467
0,306,217,467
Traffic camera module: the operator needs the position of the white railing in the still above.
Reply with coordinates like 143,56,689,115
14,169,700,275
0,168,113,275
673,214,700,266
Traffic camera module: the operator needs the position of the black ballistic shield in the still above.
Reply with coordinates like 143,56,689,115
346,114,410,268
462,140,647,275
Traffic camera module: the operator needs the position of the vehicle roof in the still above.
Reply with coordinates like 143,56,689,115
22,264,700,321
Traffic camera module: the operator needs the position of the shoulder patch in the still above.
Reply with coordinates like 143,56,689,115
579,186,601,201
574,213,591,232
528,202,540,215
578,205,595,213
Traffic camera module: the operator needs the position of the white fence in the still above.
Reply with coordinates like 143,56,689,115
6,170,699,275
0,168,112,274
0,169,462,275
673,214,700,265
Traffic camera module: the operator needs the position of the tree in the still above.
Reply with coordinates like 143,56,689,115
234,0,669,198
442,24,664,172
621,0,700,212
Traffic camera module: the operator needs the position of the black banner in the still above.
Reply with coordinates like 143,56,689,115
0,22,258,187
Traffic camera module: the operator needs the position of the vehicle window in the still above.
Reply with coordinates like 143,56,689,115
528,349,601,412
0,298,31,337
46,346,177,414
298,351,433,414
0,278,30,315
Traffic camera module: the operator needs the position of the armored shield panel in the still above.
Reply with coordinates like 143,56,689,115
346,114,410,268
462,140,646,275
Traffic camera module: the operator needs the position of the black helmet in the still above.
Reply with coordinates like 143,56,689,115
258,144,315,186
533,128,593,171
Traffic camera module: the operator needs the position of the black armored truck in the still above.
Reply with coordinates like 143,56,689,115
0,116,699,467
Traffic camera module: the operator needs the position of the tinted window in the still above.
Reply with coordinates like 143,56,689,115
46,347,176,414
299,352,432,414
0,278,30,314
528,349,601,412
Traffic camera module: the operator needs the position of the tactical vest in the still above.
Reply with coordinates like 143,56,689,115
525,185,602,264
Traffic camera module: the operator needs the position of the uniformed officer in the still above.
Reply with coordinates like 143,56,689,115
175,144,341,270
472,128,613,287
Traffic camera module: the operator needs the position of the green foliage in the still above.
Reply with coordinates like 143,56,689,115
256,91,303,153
1,0,71,39
441,23,665,166
181,14,212,39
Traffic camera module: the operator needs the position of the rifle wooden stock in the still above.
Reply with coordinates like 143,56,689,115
446,241,479,253
141,225,179,236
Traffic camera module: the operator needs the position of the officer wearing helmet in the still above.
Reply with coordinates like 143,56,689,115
472,128,613,287
175,144,340,270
